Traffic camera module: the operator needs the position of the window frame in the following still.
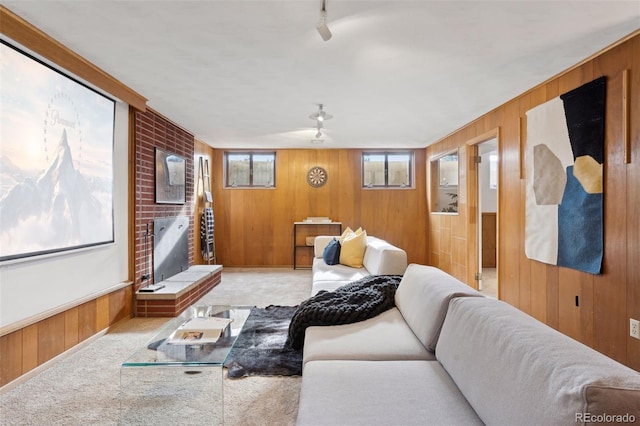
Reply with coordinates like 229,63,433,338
361,151,414,189
224,151,276,188
430,149,459,214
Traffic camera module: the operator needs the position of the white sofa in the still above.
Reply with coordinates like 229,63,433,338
311,235,407,295
297,264,640,425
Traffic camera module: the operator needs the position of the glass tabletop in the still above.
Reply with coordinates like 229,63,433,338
122,305,252,367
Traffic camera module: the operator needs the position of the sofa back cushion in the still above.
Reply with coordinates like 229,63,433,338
362,237,408,275
394,264,482,352
314,236,337,258
437,297,640,425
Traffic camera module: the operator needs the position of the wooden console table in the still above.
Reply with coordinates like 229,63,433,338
293,222,342,269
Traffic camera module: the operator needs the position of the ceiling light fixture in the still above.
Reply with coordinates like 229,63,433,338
316,0,332,41
309,104,333,122
309,103,331,142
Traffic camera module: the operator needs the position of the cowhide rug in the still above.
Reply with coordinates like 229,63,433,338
223,305,301,379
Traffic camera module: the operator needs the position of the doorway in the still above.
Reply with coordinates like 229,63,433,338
476,138,498,298
466,129,499,299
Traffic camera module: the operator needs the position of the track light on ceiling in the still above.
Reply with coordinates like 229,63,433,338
309,104,333,122
309,103,331,142
315,120,323,138
316,0,332,41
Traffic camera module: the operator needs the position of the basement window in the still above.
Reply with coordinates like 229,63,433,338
362,151,414,188
225,152,276,188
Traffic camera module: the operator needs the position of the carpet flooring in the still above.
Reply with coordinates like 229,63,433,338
0,268,312,426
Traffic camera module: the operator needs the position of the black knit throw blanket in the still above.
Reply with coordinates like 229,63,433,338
286,274,403,350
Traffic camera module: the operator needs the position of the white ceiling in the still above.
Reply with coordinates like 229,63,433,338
4,1,639,149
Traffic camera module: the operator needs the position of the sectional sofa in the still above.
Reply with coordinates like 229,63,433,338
297,264,640,425
311,235,407,295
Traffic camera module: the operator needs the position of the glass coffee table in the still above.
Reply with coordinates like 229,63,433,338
120,305,252,425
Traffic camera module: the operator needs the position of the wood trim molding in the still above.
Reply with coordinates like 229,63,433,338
128,107,137,286
519,116,526,179
0,5,147,111
0,281,132,337
623,69,631,164
464,127,501,292
465,128,500,146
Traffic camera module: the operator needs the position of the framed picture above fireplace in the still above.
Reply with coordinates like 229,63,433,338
155,147,186,204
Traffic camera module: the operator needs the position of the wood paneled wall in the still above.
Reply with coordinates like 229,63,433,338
426,32,640,370
0,286,133,387
205,149,428,267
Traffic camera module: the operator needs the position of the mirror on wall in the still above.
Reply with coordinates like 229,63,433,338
432,151,459,213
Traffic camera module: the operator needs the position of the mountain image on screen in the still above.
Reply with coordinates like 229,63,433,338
0,129,112,259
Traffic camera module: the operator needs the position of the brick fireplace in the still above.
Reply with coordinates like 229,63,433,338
133,109,220,317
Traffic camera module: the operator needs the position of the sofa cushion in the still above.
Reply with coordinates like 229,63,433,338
297,360,483,426
362,236,408,275
394,264,483,351
314,236,336,258
302,307,435,364
437,297,640,425
312,258,370,292
311,280,358,295
322,238,341,265
339,229,367,267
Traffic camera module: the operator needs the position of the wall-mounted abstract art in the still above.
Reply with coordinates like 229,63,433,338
0,40,115,262
525,76,605,274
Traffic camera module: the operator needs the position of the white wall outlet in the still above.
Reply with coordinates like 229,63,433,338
631,318,640,340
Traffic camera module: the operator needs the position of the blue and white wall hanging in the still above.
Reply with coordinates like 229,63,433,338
525,76,606,274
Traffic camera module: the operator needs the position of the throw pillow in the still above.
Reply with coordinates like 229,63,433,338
338,227,353,243
322,238,341,265
340,229,367,268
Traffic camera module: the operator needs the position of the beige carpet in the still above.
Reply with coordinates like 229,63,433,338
0,268,312,426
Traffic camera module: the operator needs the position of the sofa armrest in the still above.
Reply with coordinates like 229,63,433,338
314,236,339,258
437,297,640,424
362,237,407,275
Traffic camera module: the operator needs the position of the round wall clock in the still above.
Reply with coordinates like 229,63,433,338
307,166,328,188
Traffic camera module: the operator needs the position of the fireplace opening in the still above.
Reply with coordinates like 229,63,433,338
153,216,189,283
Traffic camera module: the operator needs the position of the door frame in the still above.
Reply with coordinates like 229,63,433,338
465,128,500,295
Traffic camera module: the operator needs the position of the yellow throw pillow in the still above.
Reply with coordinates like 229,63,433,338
339,227,353,243
340,229,367,268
